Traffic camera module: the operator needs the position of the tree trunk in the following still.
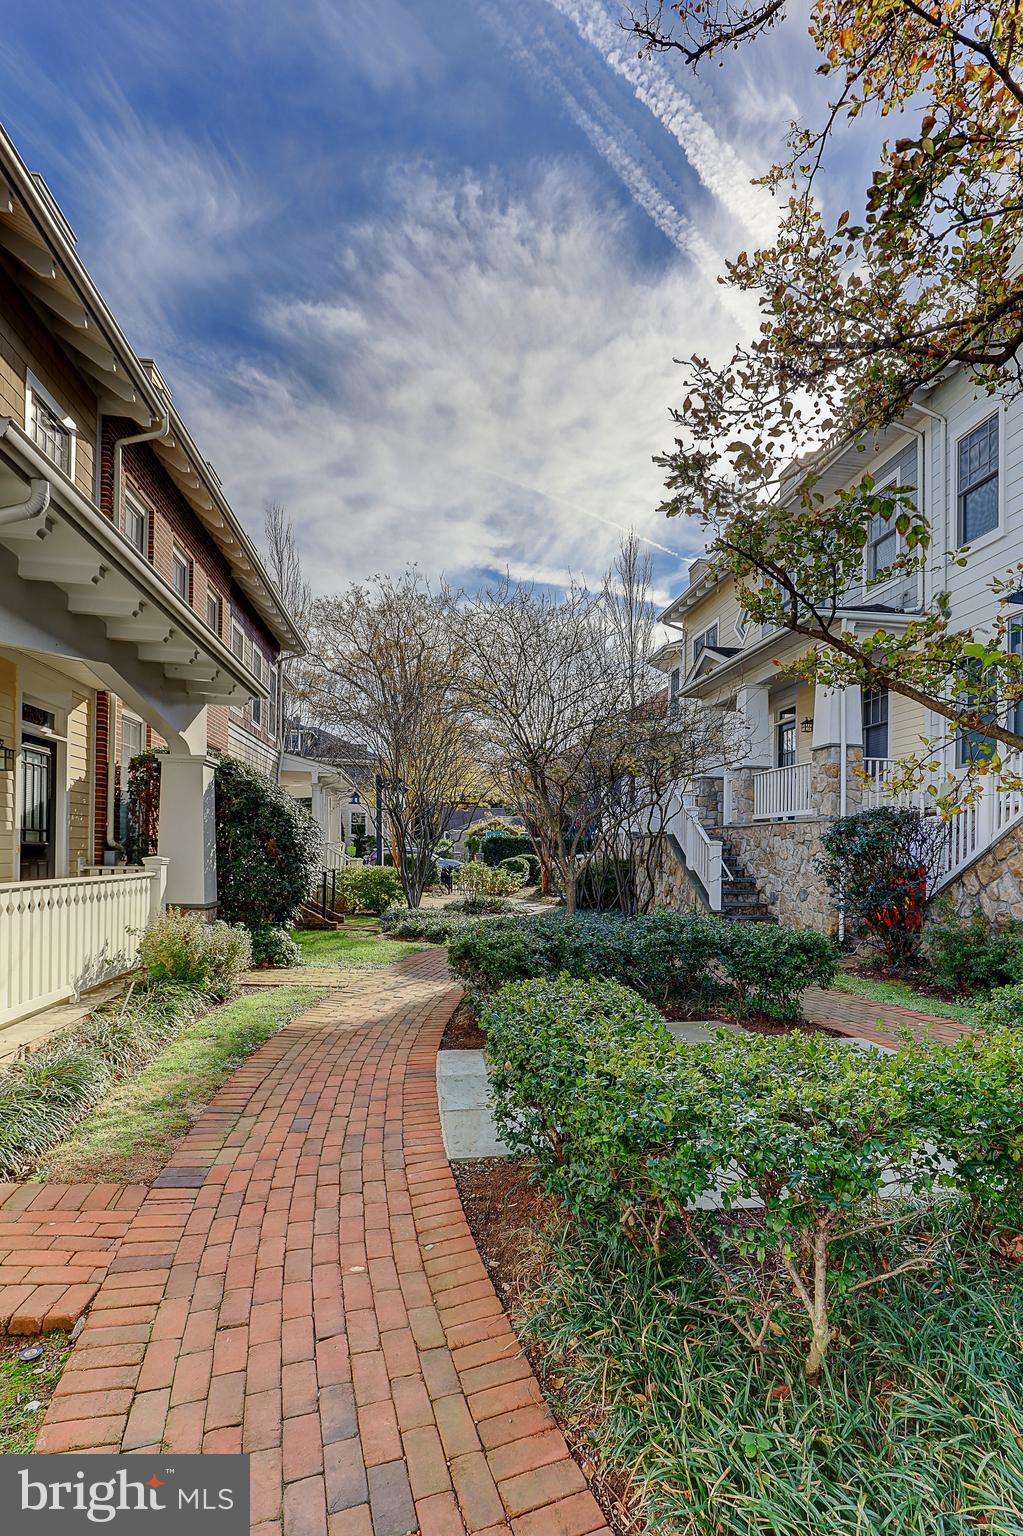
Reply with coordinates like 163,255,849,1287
564,864,577,916
803,1231,830,1385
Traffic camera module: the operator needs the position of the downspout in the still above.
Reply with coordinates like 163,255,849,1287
104,410,170,847
0,475,49,528
110,409,170,527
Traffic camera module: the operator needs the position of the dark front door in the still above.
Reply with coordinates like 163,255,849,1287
20,736,56,880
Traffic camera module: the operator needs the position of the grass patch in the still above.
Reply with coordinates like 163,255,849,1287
524,1224,1023,1536
0,1333,72,1453
37,986,325,1184
833,971,979,1025
290,929,426,968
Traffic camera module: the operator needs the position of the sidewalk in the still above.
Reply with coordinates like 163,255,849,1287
35,948,609,1536
802,986,971,1049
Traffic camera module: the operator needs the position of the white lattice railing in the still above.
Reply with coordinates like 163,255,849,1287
0,864,164,1028
753,763,813,821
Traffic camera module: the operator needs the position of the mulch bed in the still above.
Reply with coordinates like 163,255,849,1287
440,999,486,1050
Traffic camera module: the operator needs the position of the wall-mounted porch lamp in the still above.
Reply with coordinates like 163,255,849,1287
0,738,14,773
800,717,814,735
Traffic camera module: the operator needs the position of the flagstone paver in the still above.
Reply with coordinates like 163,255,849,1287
36,949,610,1536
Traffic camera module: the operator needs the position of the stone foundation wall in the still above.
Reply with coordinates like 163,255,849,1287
935,819,1023,925
639,836,709,916
723,821,837,935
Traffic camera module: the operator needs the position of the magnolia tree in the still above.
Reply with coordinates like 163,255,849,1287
306,571,477,908
461,538,744,914
627,0,1023,802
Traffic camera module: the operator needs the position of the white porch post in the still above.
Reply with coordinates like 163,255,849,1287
143,854,170,923
158,754,218,910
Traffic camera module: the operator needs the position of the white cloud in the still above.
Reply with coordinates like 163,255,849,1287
176,161,739,595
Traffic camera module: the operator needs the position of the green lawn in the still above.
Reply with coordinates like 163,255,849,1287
37,986,326,1184
290,928,426,968
0,1333,72,1452
833,971,979,1025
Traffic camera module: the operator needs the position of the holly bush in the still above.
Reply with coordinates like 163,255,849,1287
482,974,1023,1382
333,865,403,914
716,922,837,1020
214,755,321,930
817,807,949,968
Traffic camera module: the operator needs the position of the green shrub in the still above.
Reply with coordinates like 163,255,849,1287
453,894,513,916
498,854,540,885
480,833,533,867
448,911,835,1018
454,862,523,899
214,755,321,928
0,982,207,1177
333,865,403,914
250,925,301,968
137,908,251,998
576,855,634,913
976,982,1023,1030
816,806,949,967
379,907,472,941
716,922,838,1020
925,909,1023,994
482,974,1023,1380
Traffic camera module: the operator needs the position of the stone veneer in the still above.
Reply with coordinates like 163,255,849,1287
937,817,1023,925
720,820,835,934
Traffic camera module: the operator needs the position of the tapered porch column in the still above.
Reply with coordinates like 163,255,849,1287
158,751,218,911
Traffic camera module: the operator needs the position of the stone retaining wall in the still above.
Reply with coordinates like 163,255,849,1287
723,820,836,935
935,818,1023,925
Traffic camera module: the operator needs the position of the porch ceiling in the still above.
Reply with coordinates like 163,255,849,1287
0,419,263,707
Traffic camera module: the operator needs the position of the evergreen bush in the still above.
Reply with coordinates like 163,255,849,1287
214,754,321,929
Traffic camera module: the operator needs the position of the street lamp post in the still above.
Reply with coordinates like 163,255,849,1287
375,774,383,866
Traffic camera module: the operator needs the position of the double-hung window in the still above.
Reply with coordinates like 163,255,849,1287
26,374,74,476
251,649,263,728
957,656,997,767
692,623,718,664
125,497,148,557
867,502,899,580
861,687,889,759
231,623,245,662
172,548,192,604
958,414,999,543
206,590,222,634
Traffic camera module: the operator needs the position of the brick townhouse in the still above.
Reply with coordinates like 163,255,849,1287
0,122,303,1029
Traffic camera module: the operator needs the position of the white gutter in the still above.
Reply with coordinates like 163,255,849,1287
0,474,49,528
111,409,171,528
838,680,848,945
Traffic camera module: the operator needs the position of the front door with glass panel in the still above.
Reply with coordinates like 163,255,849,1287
776,707,797,767
20,736,56,880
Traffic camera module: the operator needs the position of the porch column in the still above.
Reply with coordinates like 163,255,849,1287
728,683,772,825
158,753,218,910
811,684,863,818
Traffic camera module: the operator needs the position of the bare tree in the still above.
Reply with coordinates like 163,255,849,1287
602,531,657,715
263,501,312,764
306,570,474,908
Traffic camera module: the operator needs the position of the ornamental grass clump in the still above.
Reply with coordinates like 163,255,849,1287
482,975,1023,1383
136,908,251,999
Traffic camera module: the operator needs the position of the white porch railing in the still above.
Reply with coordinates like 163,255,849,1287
0,862,165,1028
323,842,350,871
669,795,724,910
861,758,929,810
753,763,813,821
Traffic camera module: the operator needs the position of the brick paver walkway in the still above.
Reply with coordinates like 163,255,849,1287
36,949,610,1536
803,986,971,1049
0,1183,146,1333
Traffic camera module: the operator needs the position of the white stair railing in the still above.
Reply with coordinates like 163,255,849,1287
665,792,724,910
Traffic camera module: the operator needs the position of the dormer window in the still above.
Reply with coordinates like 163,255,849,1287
692,623,718,664
26,373,74,476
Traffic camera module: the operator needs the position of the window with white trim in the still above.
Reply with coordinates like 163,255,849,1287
251,649,263,728
692,623,718,664
231,622,246,661
206,590,222,634
861,687,889,759
268,669,278,736
125,496,148,557
867,505,899,580
958,414,999,544
172,548,192,603
26,373,75,476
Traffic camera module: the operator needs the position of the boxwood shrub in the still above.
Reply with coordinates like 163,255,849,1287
447,910,836,1017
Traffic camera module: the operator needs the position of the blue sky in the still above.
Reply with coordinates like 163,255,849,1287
1,0,833,606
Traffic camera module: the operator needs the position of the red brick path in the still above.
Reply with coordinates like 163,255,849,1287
36,950,610,1536
802,985,971,1049
0,1183,145,1334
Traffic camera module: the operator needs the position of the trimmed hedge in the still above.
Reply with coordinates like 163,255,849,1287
447,910,837,1018
481,834,534,867
333,865,403,914
482,974,1023,1379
